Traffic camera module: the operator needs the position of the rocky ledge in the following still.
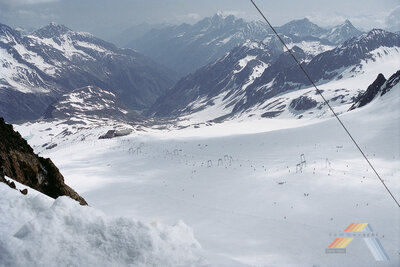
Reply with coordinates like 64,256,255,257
0,117,87,205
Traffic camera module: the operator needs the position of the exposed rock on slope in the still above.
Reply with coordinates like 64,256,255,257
0,117,87,205
350,70,400,110
290,96,318,111
43,85,136,122
349,73,387,109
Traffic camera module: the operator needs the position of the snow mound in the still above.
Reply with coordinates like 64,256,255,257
0,183,207,267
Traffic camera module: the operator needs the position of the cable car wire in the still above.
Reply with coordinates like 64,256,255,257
249,0,400,208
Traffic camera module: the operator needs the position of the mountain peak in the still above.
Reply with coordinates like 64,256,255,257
367,28,387,36
343,19,352,25
195,13,244,32
278,18,327,38
211,12,238,23
0,22,12,31
289,18,313,25
0,23,22,43
33,22,71,38
0,23,16,36
215,11,235,19
338,28,398,53
322,19,362,44
339,19,357,29
355,28,390,42
299,18,311,23
215,11,225,18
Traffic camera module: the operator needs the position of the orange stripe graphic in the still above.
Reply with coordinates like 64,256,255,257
328,238,342,248
344,223,356,232
344,223,368,232
340,238,353,248
328,238,353,248
337,238,348,248
355,223,368,232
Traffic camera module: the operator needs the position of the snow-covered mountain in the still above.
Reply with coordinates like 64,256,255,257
150,29,400,124
127,13,270,76
0,22,176,122
276,18,328,38
277,18,363,45
127,15,362,76
43,86,136,123
320,20,363,45
150,40,283,118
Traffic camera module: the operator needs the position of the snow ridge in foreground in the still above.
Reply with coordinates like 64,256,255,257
0,183,207,267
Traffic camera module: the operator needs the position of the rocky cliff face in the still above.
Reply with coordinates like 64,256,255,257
350,70,400,110
0,117,87,205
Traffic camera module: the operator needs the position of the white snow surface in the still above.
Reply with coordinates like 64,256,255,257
0,180,208,267
234,55,257,74
0,47,49,93
11,80,400,266
286,41,335,57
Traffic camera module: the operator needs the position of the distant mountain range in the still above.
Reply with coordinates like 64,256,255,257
0,22,176,122
0,15,398,126
277,18,363,45
127,14,363,75
150,29,400,122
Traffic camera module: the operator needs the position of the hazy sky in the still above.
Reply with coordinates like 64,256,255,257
0,0,399,40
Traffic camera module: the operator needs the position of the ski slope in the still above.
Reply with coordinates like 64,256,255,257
14,82,400,266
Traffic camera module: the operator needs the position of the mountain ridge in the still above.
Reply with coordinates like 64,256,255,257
126,14,363,76
0,22,177,122
150,28,400,123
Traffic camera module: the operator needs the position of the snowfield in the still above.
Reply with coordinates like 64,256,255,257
10,80,399,266
0,180,209,267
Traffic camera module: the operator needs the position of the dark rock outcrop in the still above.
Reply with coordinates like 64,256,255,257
290,96,318,111
349,74,386,110
0,117,87,205
381,70,400,96
350,70,400,110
